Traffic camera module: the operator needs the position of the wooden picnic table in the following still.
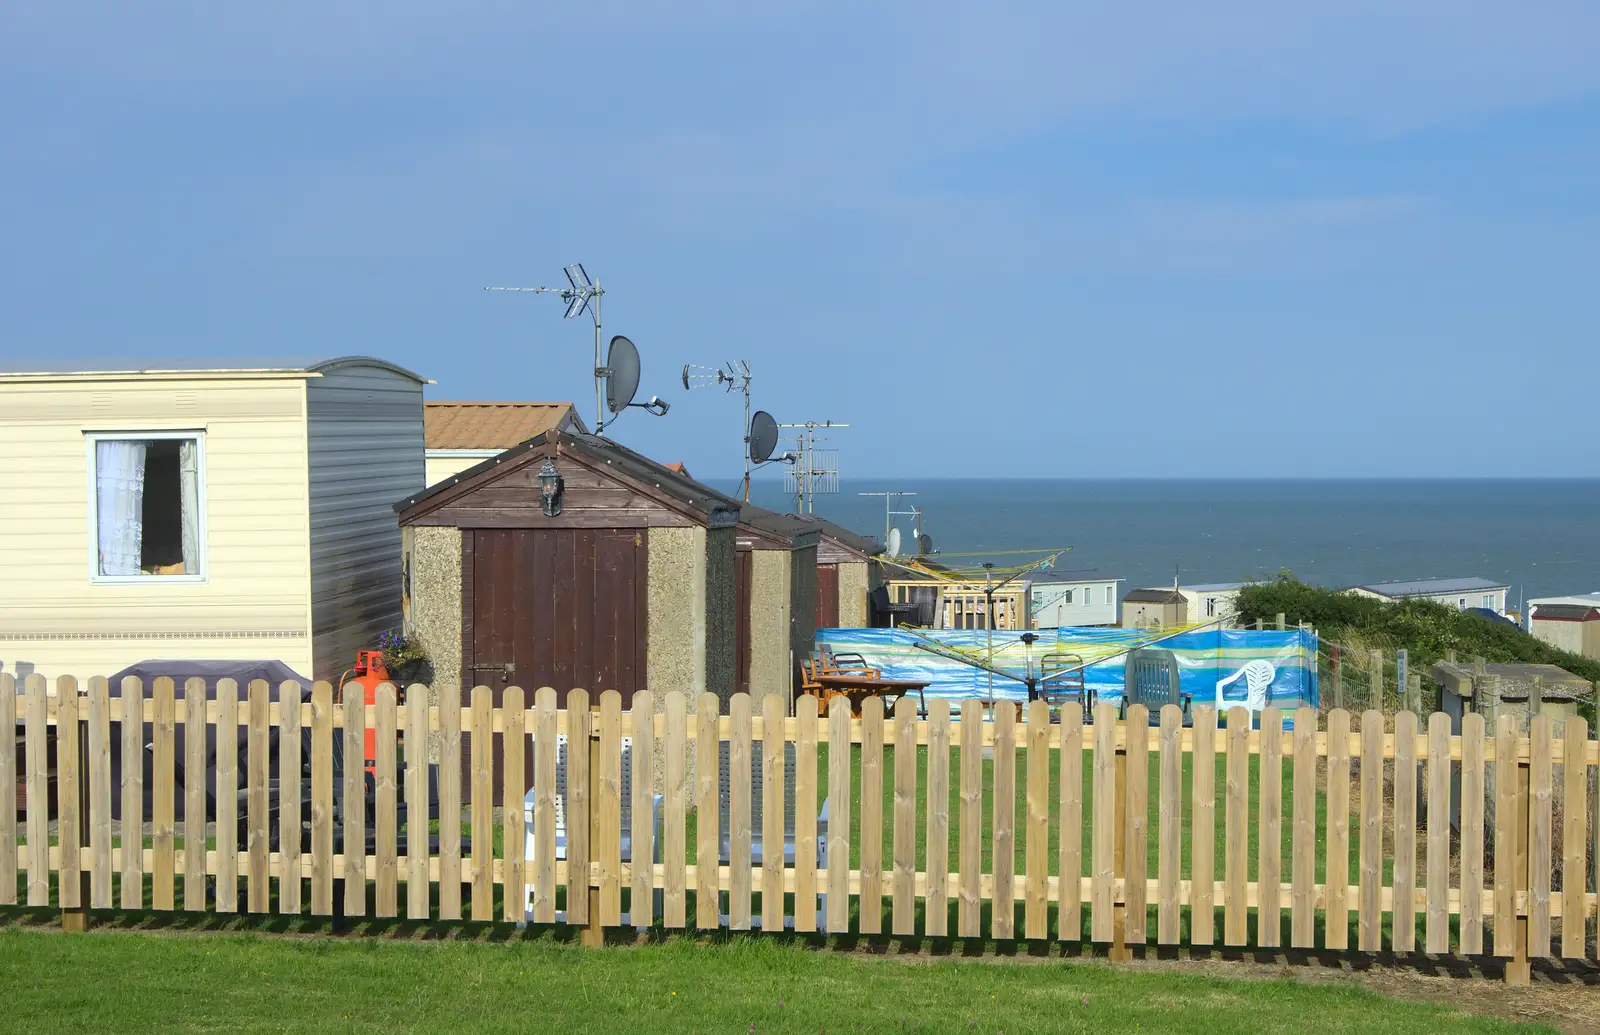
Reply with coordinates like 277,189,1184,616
810,674,929,716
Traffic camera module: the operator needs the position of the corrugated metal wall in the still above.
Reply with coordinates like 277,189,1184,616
305,363,425,678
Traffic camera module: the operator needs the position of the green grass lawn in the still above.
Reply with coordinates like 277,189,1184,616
0,927,1546,1034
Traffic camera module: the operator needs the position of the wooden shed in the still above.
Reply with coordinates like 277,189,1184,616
397,428,745,708
396,428,822,798
732,506,822,705
1121,588,1188,630
809,518,882,629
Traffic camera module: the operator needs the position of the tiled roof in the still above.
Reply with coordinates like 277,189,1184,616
424,401,581,450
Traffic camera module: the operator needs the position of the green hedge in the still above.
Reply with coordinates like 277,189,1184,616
1236,574,1600,713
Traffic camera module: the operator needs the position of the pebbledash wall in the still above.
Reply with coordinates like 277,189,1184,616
837,559,872,627
0,358,425,683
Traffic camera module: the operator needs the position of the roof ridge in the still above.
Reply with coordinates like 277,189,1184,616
426,400,573,407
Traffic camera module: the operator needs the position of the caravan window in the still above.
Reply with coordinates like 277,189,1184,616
87,432,207,582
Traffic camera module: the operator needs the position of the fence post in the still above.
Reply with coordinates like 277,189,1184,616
1330,645,1343,710
1110,725,1131,963
1506,720,1532,986
1406,674,1422,716
1396,649,1409,709
1254,618,1263,631
1275,613,1286,631
582,703,604,948
1528,674,1542,717
62,693,91,932
1369,650,1383,709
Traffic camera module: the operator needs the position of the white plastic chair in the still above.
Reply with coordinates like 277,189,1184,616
1215,659,1275,713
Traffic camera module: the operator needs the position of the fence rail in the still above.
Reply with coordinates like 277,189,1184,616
3,673,1597,970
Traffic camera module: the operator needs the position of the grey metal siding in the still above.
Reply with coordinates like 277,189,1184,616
305,363,425,678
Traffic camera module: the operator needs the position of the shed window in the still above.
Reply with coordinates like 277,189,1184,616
1481,594,1494,609
1081,587,1091,606
88,433,206,581
1062,589,1073,605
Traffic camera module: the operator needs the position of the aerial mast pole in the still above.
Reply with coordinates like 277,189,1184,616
779,420,850,515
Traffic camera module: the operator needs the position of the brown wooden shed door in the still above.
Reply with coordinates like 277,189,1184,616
466,527,647,803
816,562,840,629
469,528,647,705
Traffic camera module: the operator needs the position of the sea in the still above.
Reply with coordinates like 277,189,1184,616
732,479,1600,608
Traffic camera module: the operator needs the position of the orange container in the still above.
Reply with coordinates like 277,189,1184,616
349,649,390,767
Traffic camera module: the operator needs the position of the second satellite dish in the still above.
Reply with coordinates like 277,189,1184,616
605,335,641,414
886,527,903,559
748,410,779,464
918,533,934,556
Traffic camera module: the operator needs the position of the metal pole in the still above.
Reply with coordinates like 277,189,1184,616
741,381,751,504
794,431,804,514
592,282,604,434
985,564,995,707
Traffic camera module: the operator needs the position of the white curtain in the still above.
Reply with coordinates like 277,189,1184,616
178,439,200,574
96,440,146,575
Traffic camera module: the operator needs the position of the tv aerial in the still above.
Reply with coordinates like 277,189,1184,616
682,360,792,502
486,262,668,436
859,491,932,556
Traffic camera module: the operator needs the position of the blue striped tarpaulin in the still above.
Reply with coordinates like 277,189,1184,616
815,625,1318,714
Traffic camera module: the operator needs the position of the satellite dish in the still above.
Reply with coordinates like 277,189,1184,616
605,335,641,414
748,410,779,464
886,527,902,559
918,533,933,556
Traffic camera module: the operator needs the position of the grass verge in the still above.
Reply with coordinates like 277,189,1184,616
0,927,1550,1034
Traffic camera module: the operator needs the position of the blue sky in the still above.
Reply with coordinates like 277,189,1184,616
4,3,1598,477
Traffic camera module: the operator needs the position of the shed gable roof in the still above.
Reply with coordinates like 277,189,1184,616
1532,604,1600,621
1124,588,1186,604
805,517,882,559
395,428,741,528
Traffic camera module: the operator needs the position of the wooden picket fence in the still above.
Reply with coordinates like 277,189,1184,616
3,672,1598,973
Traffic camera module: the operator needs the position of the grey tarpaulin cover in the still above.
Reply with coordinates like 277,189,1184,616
103,660,314,822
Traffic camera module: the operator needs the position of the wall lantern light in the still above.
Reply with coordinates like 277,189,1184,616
539,457,564,517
